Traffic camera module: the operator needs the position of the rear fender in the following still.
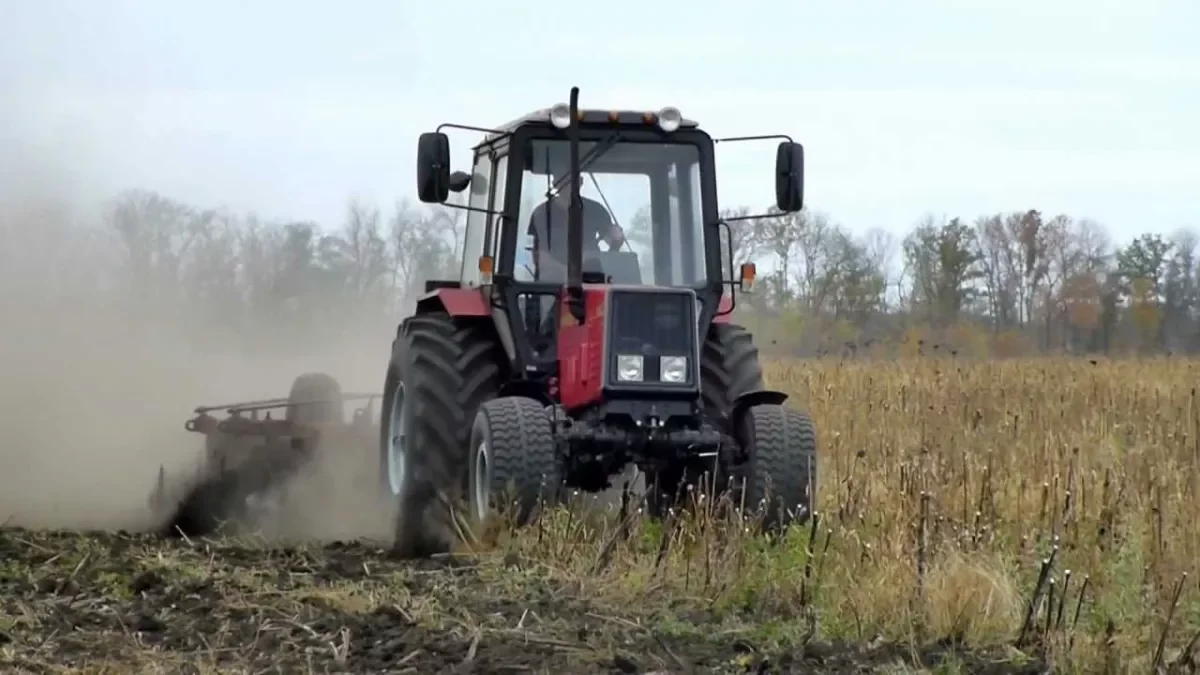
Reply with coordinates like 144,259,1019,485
712,294,734,324
415,287,490,317
400,292,509,396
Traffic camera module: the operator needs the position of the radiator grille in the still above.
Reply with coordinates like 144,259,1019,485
607,290,696,384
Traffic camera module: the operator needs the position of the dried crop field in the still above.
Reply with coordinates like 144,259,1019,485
752,356,1200,672
2,357,1198,674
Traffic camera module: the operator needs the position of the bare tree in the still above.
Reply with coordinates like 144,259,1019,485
335,197,391,306
718,205,765,273
107,190,215,313
25,177,1200,359
388,200,463,310
750,207,807,309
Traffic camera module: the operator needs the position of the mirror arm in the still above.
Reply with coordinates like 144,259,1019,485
435,122,508,136
723,211,784,224
713,133,795,144
440,203,500,217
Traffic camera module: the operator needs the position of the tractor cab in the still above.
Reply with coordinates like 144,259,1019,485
413,93,804,387
424,106,712,287
512,125,706,289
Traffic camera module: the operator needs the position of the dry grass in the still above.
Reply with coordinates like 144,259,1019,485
483,356,1200,672
3,356,1200,673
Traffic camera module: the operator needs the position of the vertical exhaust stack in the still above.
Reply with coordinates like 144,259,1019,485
565,86,585,322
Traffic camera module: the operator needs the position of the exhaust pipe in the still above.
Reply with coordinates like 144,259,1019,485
564,85,586,323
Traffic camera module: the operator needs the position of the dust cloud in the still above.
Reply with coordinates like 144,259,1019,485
0,123,639,545
250,426,398,544
0,151,398,540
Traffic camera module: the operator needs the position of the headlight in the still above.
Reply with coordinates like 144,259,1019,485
617,354,644,382
549,102,571,129
657,106,682,133
660,356,687,383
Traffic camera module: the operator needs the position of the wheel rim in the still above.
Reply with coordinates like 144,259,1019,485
472,439,491,523
386,380,408,496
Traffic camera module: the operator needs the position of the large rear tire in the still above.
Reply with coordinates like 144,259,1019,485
380,311,503,558
646,324,765,515
701,324,767,416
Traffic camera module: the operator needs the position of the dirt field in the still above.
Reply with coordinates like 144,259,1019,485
5,357,1198,673
0,525,1043,675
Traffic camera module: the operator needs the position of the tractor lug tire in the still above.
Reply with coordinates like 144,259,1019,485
380,311,503,559
646,324,766,517
733,403,817,532
468,396,561,529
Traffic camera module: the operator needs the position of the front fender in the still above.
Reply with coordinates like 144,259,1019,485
730,389,789,429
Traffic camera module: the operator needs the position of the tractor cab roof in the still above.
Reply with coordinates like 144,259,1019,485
479,107,701,146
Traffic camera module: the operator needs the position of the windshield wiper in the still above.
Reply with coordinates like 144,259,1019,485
546,132,622,198
585,171,630,251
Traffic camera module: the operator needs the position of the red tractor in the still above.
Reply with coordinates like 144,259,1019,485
383,87,817,557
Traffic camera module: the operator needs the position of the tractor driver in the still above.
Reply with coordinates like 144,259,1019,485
527,169,625,282
526,169,625,349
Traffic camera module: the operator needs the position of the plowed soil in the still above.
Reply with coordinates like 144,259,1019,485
0,528,1047,674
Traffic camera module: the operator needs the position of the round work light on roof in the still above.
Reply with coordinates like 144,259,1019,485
657,106,682,133
549,103,571,129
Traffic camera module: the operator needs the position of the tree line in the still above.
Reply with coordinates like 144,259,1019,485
5,188,1195,358
724,206,1197,357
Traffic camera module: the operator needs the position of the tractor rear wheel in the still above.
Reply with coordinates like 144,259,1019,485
646,324,765,516
734,403,817,531
467,396,561,529
380,311,503,558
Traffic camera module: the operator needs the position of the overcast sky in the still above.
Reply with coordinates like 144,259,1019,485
2,0,1197,244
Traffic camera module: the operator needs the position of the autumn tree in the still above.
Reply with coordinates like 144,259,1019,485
1115,233,1173,350
1161,228,1199,351
903,215,983,328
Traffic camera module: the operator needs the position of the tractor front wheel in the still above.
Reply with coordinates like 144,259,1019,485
646,324,766,516
467,396,561,530
733,403,817,532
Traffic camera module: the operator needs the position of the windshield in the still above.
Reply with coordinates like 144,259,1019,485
513,138,708,287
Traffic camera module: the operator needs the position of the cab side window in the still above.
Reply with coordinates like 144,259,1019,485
488,155,510,270
459,153,495,286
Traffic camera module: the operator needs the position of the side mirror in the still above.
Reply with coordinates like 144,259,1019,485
774,141,804,212
416,132,451,203
448,171,472,194
739,262,757,293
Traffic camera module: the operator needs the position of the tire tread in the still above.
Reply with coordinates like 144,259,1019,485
740,404,817,529
385,311,503,557
477,397,559,522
